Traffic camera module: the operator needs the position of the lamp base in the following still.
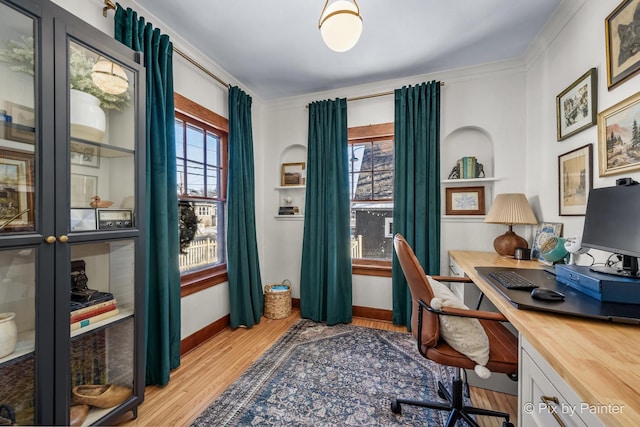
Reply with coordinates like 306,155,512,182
493,230,528,257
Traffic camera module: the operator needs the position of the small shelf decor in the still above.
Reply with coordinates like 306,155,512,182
281,162,305,186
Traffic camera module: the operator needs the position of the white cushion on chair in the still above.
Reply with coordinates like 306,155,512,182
427,276,491,378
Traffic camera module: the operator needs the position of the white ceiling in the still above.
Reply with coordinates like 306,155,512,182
135,0,562,101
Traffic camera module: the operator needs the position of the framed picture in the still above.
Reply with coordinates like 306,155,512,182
597,91,640,176
281,162,305,186
70,142,100,168
0,149,35,231
6,102,35,144
70,174,97,208
531,222,563,260
558,144,593,216
606,0,640,89
70,208,97,231
444,186,485,215
556,68,597,141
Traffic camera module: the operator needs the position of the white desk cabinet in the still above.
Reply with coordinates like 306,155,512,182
519,336,604,427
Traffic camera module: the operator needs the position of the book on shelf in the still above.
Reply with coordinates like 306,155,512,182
70,308,120,331
278,206,296,215
70,298,116,317
70,291,115,312
70,303,117,323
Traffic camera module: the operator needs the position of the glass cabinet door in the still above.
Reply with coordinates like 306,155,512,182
0,2,40,425
63,36,142,426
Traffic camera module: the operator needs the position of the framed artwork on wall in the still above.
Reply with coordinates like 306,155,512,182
558,144,593,216
556,68,597,141
605,0,640,89
444,186,485,215
597,91,640,176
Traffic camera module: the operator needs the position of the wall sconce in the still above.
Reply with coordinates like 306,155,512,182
91,58,129,95
318,0,363,52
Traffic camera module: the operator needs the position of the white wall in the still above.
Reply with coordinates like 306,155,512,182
525,0,640,264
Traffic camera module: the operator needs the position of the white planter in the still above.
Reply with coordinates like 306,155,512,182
70,89,106,142
0,312,17,358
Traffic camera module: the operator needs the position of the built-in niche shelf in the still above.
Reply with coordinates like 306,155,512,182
441,177,501,184
276,144,307,219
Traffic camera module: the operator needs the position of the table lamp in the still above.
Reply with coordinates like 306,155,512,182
484,193,538,257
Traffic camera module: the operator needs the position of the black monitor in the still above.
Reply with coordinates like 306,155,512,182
581,180,640,277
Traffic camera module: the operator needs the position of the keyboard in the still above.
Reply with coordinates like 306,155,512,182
489,270,540,290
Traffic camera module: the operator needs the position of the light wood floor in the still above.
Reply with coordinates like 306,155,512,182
118,310,517,426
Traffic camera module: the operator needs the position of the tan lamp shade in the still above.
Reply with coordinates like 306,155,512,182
485,193,537,257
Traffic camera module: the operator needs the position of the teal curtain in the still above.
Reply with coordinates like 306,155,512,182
227,86,263,328
300,98,352,325
392,81,441,328
115,6,181,385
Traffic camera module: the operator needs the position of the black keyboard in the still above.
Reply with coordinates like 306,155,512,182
489,271,540,290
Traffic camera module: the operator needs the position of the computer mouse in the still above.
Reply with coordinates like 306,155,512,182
531,287,565,301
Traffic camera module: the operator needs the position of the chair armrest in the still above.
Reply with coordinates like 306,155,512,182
418,299,508,322
430,275,473,283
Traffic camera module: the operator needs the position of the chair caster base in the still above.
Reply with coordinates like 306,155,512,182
390,400,402,414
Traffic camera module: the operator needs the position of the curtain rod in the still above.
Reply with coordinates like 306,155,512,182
100,0,230,89
305,81,445,108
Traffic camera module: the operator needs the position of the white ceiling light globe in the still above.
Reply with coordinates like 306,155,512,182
319,0,363,53
91,59,129,95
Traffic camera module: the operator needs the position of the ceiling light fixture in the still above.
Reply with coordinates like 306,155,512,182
91,58,129,95
318,0,363,53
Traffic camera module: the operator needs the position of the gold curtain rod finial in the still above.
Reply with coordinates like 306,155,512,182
102,0,116,18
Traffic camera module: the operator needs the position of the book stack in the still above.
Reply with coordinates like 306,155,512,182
457,156,478,179
70,292,118,331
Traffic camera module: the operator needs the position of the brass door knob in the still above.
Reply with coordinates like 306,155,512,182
44,236,56,244
58,235,69,243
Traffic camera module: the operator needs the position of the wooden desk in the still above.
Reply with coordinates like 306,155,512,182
450,251,640,426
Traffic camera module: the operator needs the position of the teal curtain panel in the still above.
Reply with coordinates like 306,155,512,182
114,6,181,386
392,81,441,328
227,86,264,328
300,98,352,325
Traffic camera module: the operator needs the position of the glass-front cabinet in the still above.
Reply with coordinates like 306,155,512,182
0,0,145,425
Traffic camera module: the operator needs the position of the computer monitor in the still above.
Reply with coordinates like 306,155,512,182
581,181,640,277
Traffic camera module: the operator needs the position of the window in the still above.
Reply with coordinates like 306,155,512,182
349,123,394,272
174,94,229,293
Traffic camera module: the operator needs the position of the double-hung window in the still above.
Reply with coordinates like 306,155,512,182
174,94,228,291
349,123,394,272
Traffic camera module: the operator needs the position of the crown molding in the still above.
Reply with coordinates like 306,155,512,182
523,0,586,69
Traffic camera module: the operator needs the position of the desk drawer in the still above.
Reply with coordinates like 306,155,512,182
519,337,603,427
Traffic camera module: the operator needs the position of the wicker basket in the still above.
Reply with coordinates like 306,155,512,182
264,280,292,319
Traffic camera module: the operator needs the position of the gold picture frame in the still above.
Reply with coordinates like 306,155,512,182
597,90,640,176
556,68,597,141
281,162,305,186
0,149,35,231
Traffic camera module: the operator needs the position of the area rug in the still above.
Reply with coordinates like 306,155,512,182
192,319,471,426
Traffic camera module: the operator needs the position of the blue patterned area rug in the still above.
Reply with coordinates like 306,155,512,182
191,319,471,426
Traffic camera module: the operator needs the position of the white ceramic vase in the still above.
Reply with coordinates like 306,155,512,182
0,312,17,358
70,89,106,142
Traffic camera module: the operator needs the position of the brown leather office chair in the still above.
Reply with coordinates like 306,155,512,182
392,234,517,427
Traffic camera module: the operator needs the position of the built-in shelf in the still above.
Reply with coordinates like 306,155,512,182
441,177,501,184
274,215,304,221
274,185,306,190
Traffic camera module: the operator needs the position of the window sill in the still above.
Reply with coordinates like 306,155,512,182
181,264,228,297
352,259,392,277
